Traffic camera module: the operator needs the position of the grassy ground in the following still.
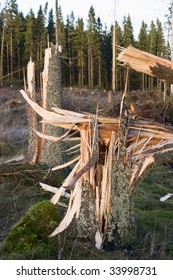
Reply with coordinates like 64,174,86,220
0,86,173,259
134,164,173,259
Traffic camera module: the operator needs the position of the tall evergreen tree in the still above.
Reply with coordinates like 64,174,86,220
137,21,149,91
122,15,134,47
24,9,36,60
15,12,25,78
138,21,148,51
3,0,19,77
95,17,103,87
36,5,47,63
47,8,55,44
122,15,135,91
101,25,112,89
87,6,97,87
148,20,157,54
57,6,65,49
155,18,166,57
65,12,76,86
74,17,86,86
115,22,123,90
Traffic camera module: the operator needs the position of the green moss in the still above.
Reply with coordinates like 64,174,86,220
0,200,63,259
0,141,16,157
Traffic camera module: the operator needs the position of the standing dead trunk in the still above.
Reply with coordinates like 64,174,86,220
39,45,64,166
77,181,97,241
26,58,38,163
107,115,136,245
20,45,173,250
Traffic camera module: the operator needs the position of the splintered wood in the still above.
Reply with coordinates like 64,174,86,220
117,46,173,84
20,89,173,248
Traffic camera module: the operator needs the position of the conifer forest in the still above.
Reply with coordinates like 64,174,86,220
0,0,170,90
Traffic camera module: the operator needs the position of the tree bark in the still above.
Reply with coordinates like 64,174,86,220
26,58,38,163
39,46,64,166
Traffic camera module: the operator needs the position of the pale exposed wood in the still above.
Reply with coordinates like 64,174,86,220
21,89,173,248
26,58,38,163
41,48,52,109
50,182,81,237
50,159,81,204
117,46,173,84
52,155,81,171
40,182,70,198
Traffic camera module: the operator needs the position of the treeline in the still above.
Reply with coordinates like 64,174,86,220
0,0,169,90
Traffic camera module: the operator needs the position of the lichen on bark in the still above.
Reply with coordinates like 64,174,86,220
77,181,97,242
107,114,136,245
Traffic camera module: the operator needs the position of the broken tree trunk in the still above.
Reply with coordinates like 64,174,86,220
26,58,38,163
20,89,173,248
39,45,64,166
117,46,173,84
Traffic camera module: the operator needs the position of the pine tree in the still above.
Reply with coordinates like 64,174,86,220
3,0,19,78
47,8,55,44
138,21,149,91
138,21,148,51
122,15,134,48
95,17,103,87
57,6,66,49
148,21,157,91
155,18,166,57
24,9,36,60
74,17,86,86
35,5,47,63
148,20,157,54
15,12,25,78
87,6,97,87
115,22,123,90
122,15,135,91
101,25,112,89
65,12,76,86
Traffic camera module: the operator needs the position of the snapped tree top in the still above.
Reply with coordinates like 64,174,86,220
117,46,173,84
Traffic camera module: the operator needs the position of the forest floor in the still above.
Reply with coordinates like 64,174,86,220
0,85,173,259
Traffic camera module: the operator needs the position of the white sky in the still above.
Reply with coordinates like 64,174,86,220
0,0,171,38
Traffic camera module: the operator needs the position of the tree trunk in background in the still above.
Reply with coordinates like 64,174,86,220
0,21,5,83
98,55,101,87
112,24,116,91
10,30,13,78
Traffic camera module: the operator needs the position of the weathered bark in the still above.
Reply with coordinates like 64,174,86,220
107,115,136,245
26,58,38,163
40,46,64,166
77,182,97,241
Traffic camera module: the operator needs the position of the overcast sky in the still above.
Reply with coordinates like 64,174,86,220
0,0,171,38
